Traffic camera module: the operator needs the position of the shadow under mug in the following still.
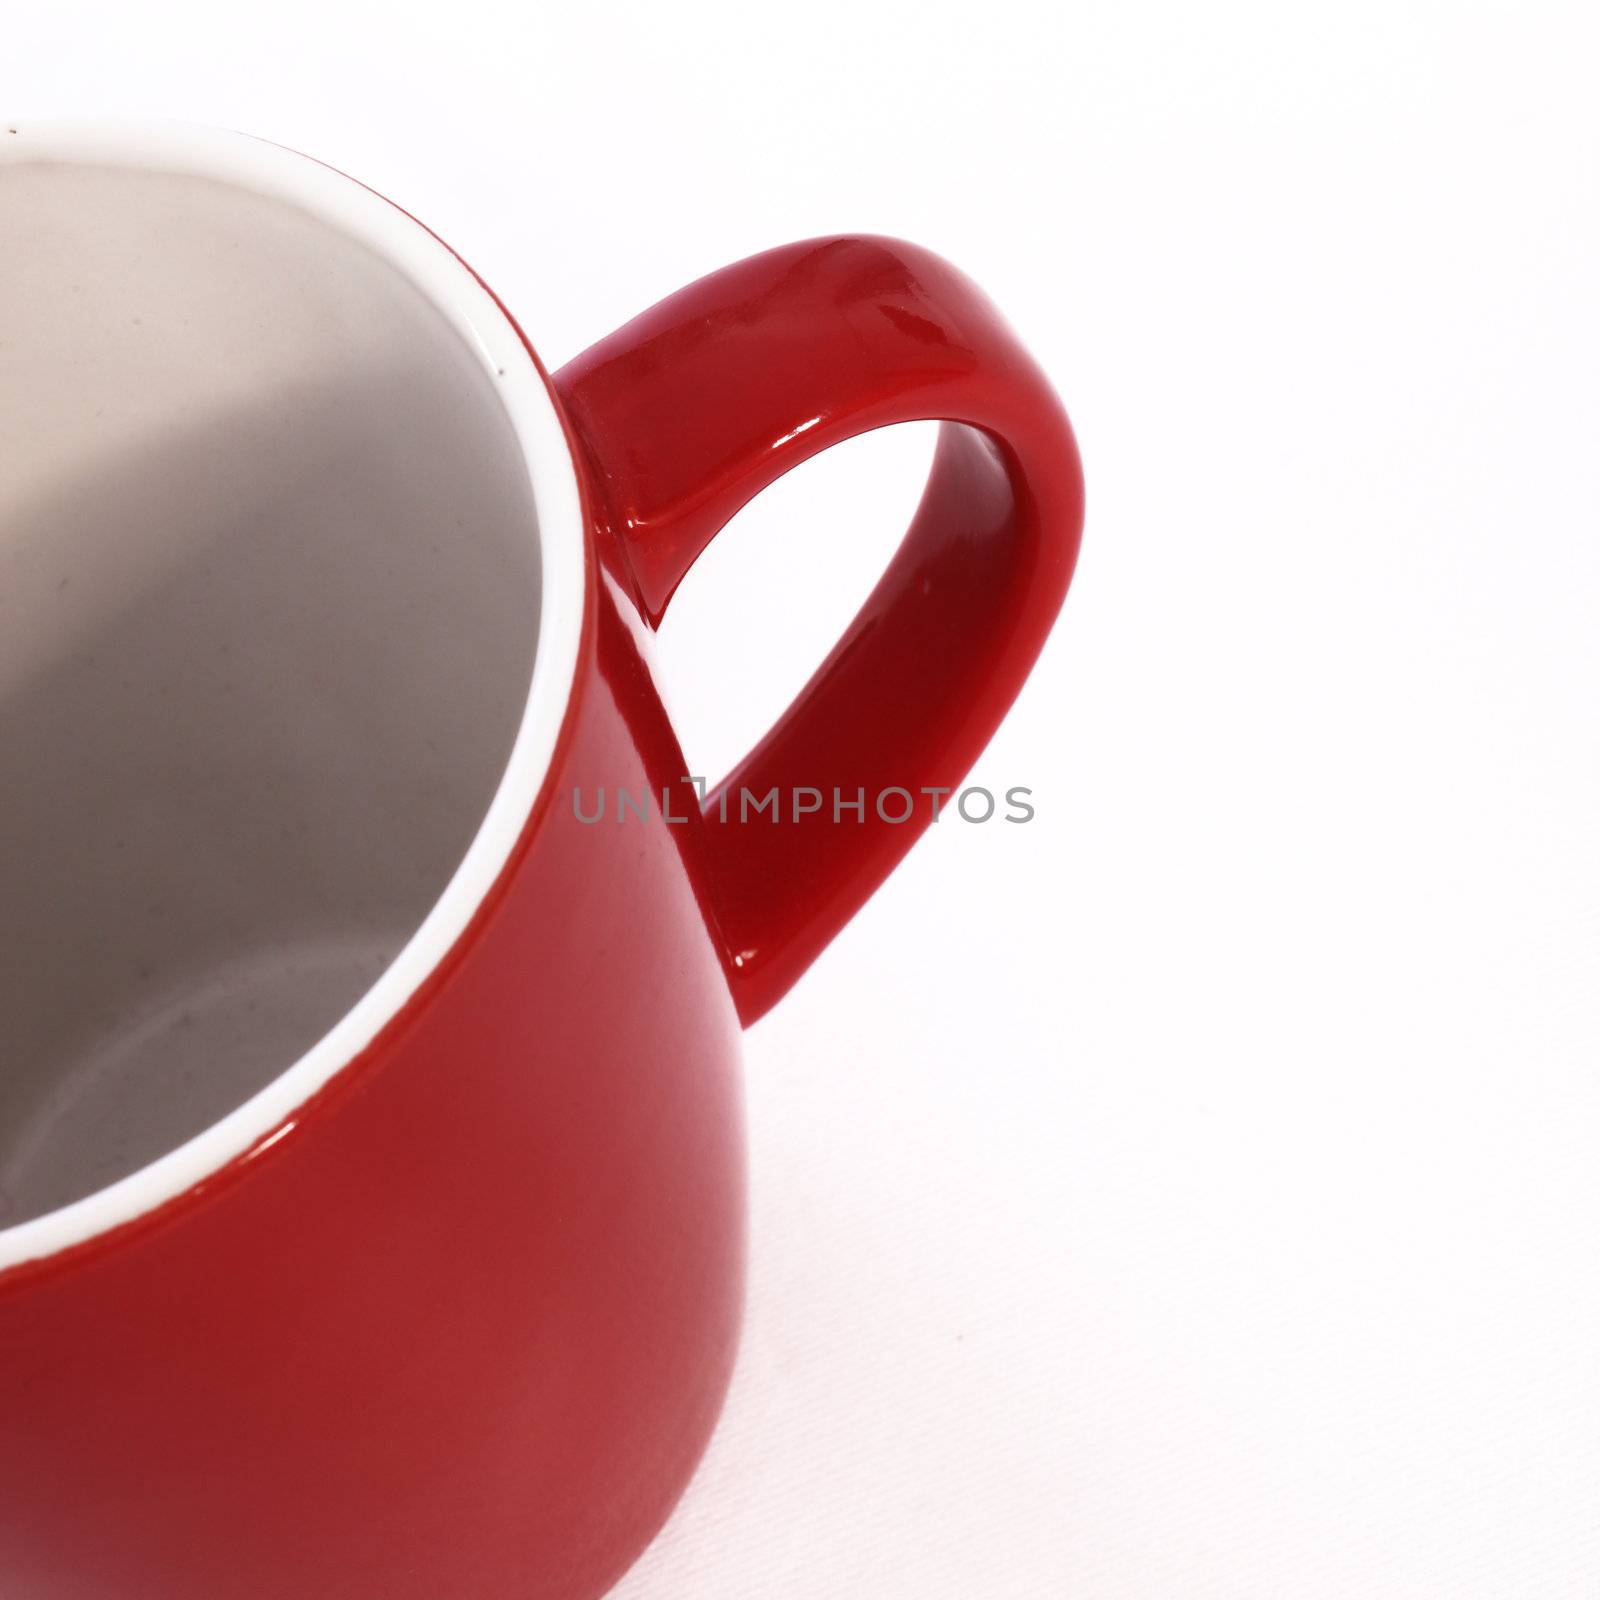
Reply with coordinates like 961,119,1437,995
0,121,1083,1599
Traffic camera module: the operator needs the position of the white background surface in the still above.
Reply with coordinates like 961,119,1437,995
6,3,1600,1594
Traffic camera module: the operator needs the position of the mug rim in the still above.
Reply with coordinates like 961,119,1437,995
0,118,588,1276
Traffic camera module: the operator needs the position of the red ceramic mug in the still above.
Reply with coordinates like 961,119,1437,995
0,121,1084,1598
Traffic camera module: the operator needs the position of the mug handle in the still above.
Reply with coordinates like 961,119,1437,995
555,235,1085,1025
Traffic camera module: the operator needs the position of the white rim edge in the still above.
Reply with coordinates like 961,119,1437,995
0,118,586,1275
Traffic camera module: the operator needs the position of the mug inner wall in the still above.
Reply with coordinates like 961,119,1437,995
0,159,542,1225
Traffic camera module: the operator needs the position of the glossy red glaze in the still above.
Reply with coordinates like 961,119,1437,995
560,236,1085,1023
0,235,1081,1597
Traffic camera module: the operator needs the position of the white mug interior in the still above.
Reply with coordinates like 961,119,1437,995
0,124,583,1259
